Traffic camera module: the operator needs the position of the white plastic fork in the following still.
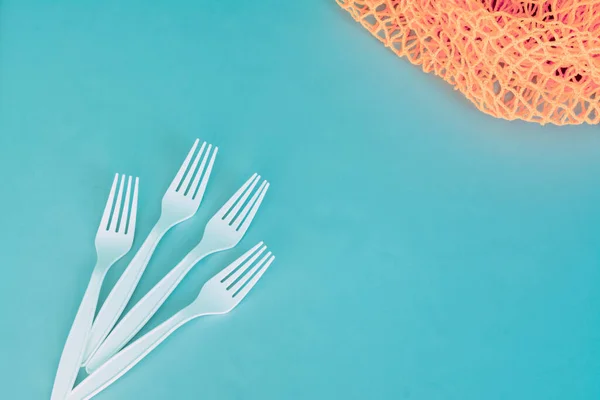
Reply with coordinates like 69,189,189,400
85,173,269,372
51,174,139,400
82,139,217,366
68,243,275,400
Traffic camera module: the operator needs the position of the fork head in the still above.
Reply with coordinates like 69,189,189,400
202,173,269,250
194,242,275,314
95,173,139,264
162,139,218,223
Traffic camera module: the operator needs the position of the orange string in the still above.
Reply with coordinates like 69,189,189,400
337,0,600,125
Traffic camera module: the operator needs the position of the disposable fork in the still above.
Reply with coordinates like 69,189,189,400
83,139,217,365
85,173,269,372
68,243,275,400
51,174,139,400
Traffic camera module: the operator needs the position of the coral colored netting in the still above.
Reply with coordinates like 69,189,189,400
337,0,600,125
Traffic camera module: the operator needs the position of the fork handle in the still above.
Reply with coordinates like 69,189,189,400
82,224,167,365
51,265,108,400
84,242,215,373
69,307,202,400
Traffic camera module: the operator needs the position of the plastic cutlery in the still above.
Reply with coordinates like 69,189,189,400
51,174,139,400
85,173,269,372
82,139,217,365
68,243,275,400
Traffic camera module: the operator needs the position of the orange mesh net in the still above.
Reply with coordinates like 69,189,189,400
337,0,600,125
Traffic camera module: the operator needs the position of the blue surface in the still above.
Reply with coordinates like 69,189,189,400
1,1,599,399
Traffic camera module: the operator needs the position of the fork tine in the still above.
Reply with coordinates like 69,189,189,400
229,250,272,294
168,139,199,191
232,180,267,230
191,146,217,200
108,175,126,232
181,142,206,195
216,173,259,218
127,177,139,235
118,176,133,233
223,246,267,288
215,242,264,282
99,174,119,230
236,182,269,234
188,144,211,198
233,255,275,299
224,175,261,224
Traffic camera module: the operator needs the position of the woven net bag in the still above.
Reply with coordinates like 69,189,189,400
337,0,600,125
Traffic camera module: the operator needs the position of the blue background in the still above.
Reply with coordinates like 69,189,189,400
1,1,599,399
